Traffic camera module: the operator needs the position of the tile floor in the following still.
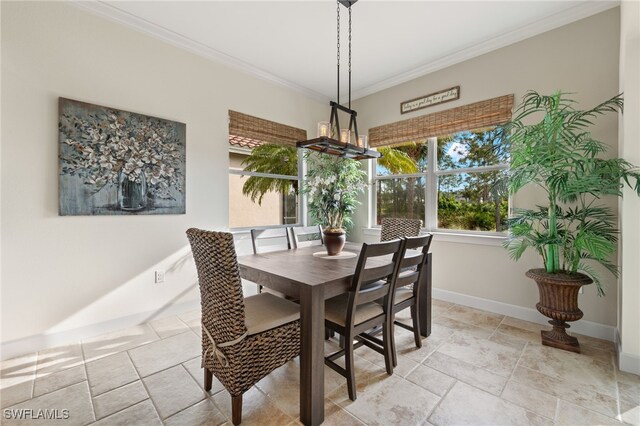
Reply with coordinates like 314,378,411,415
1,300,639,425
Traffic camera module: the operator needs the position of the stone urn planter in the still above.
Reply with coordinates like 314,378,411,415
323,229,346,256
501,92,640,355
526,268,593,353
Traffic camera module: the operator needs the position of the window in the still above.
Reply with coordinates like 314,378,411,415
227,111,306,229
376,140,428,225
435,128,509,232
376,176,426,224
374,128,509,233
369,95,513,234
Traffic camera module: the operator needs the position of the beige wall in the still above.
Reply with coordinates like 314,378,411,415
618,1,640,374
228,152,283,228
0,1,325,352
353,9,621,327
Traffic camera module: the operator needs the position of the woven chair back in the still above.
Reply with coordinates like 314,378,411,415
186,228,247,344
380,217,423,241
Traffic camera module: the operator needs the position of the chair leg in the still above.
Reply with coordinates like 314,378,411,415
382,322,394,375
345,332,357,401
411,304,422,348
204,367,212,392
232,394,243,425
389,320,398,368
325,327,335,340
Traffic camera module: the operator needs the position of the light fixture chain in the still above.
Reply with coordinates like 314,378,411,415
336,1,340,104
348,5,352,109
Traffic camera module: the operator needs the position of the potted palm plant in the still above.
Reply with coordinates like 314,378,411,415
302,152,366,255
503,91,640,353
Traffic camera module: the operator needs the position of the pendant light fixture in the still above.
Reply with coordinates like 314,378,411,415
297,0,381,160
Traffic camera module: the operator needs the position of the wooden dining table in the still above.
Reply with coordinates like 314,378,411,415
237,242,432,426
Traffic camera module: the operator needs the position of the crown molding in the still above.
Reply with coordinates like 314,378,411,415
69,0,330,103
70,1,618,104
350,0,620,101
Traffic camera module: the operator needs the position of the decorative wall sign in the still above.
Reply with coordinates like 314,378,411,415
400,86,460,114
59,98,186,215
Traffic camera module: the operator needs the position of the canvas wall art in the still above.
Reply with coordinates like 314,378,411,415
59,98,186,215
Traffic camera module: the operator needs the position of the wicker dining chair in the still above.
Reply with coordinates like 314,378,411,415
389,234,433,366
324,238,406,401
290,225,324,248
380,217,423,241
186,228,300,425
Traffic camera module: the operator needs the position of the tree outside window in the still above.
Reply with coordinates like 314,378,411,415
375,127,509,233
228,140,299,228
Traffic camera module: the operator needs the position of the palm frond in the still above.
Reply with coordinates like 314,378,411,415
240,143,298,204
378,145,419,174
577,261,605,296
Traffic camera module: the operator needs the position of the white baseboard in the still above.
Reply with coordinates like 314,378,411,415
615,328,640,375
0,299,200,361
618,351,640,375
432,288,617,342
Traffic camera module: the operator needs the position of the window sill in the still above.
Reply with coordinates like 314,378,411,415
362,227,506,247
230,229,251,235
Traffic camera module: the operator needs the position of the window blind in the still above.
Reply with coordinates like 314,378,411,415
228,110,307,146
368,94,514,147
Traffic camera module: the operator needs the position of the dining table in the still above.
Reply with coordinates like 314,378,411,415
237,241,432,426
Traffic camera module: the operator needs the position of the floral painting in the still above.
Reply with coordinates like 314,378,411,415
59,98,186,215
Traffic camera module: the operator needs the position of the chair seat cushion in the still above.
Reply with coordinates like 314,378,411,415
325,294,384,327
244,293,300,335
394,287,414,304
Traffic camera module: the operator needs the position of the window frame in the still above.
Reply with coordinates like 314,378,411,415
228,146,306,231
370,136,510,237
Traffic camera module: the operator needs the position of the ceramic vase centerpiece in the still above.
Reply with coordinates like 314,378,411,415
302,152,366,256
323,229,346,256
502,91,640,353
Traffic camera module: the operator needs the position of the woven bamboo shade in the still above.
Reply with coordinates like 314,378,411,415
228,110,307,147
369,94,514,147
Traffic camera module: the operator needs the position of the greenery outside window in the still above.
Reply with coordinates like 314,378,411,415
227,111,306,229
229,140,301,229
373,127,509,234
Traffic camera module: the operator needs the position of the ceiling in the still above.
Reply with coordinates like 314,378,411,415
77,1,618,102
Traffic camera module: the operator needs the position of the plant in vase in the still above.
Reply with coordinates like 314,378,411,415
502,91,640,352
302,152,366,255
